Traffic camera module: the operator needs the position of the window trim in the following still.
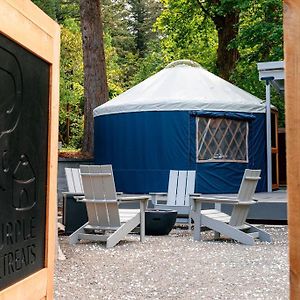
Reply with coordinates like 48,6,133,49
196,117,249,163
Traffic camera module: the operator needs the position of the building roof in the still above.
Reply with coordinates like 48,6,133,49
94,60,266,117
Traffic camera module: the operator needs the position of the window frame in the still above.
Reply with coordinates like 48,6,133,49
196,117,249,163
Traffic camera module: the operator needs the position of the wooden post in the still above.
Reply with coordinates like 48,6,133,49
283,1,300,298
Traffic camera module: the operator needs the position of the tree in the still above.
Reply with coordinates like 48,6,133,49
156,0,282,81
55,0,80,23
101,0,163,89
128,0,162,57
59,19,84,149
156,0,243,80
155,0,218,71
231,0,284,125
195,0,242,80
79,0,109,155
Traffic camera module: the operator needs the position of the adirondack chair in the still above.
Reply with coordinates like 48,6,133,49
151,170,196,224
64,167,125,197
62,168,88,234
190,169,272,245
69,165,149,248
65,167,84,193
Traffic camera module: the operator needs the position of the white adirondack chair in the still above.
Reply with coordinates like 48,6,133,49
64,167,123,196
69,165,149,248
65,167,84,193
61,167,84,260
62,168,86,231
190,169,272,245
151,170,196,224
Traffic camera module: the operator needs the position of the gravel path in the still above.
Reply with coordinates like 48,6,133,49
55,226,288,300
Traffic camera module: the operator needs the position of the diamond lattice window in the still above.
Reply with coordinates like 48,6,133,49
196,117,248,162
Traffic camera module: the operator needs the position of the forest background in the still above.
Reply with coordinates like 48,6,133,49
32,0,283,153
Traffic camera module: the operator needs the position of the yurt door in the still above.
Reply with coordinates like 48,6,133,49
271,110,279,189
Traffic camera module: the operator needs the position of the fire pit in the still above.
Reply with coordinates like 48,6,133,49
145,209,177,235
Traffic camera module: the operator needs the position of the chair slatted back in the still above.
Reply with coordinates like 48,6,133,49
229,169,261,227
65,168,84,193
167,170,196,206
80,165,120,228
167,170,178,206
185,171,196,205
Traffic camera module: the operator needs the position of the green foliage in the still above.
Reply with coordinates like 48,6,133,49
104,33,125,98
236,0,283,62
231,0,284,125
32,0,57,19
101,0,163,89
59,19,84,149
102,0,135,54
127,0,162,56
155,0,217,71
130,41,165,86
56,0,80,23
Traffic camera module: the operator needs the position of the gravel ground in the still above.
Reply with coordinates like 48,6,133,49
55,225,288,300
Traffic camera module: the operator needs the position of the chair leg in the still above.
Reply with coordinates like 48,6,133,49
202,215,255,245
139,200,147,243
69,222,89,245
247,224,272,242
188,213,192,231
190,211,202,241
214,231,220,239
106,214,140,248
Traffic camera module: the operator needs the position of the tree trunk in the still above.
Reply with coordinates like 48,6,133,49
213,12,240,81
79,0,109,156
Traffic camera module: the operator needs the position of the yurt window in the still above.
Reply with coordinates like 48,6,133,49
196,117,248,162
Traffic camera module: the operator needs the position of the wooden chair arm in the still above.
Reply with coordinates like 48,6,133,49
149,192,167,196
73,195,85,202
189,193,202,197
190,196,239,204
236,201,257,205
149,193,168,205
79,199,118,203
117,195,150,202
73,195,85,199
62,192,84,197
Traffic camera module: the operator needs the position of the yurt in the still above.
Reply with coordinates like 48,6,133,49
94,60,268,194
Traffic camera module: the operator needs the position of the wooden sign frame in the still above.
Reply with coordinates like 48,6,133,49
0,0,60,299
284,1,300,298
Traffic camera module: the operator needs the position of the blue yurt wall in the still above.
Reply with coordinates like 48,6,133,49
94,111,267,193
94,60,268,194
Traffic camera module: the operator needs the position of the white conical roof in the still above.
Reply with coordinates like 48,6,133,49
94,60,265,117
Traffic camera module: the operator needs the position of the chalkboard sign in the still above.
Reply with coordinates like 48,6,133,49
0,34,49,290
